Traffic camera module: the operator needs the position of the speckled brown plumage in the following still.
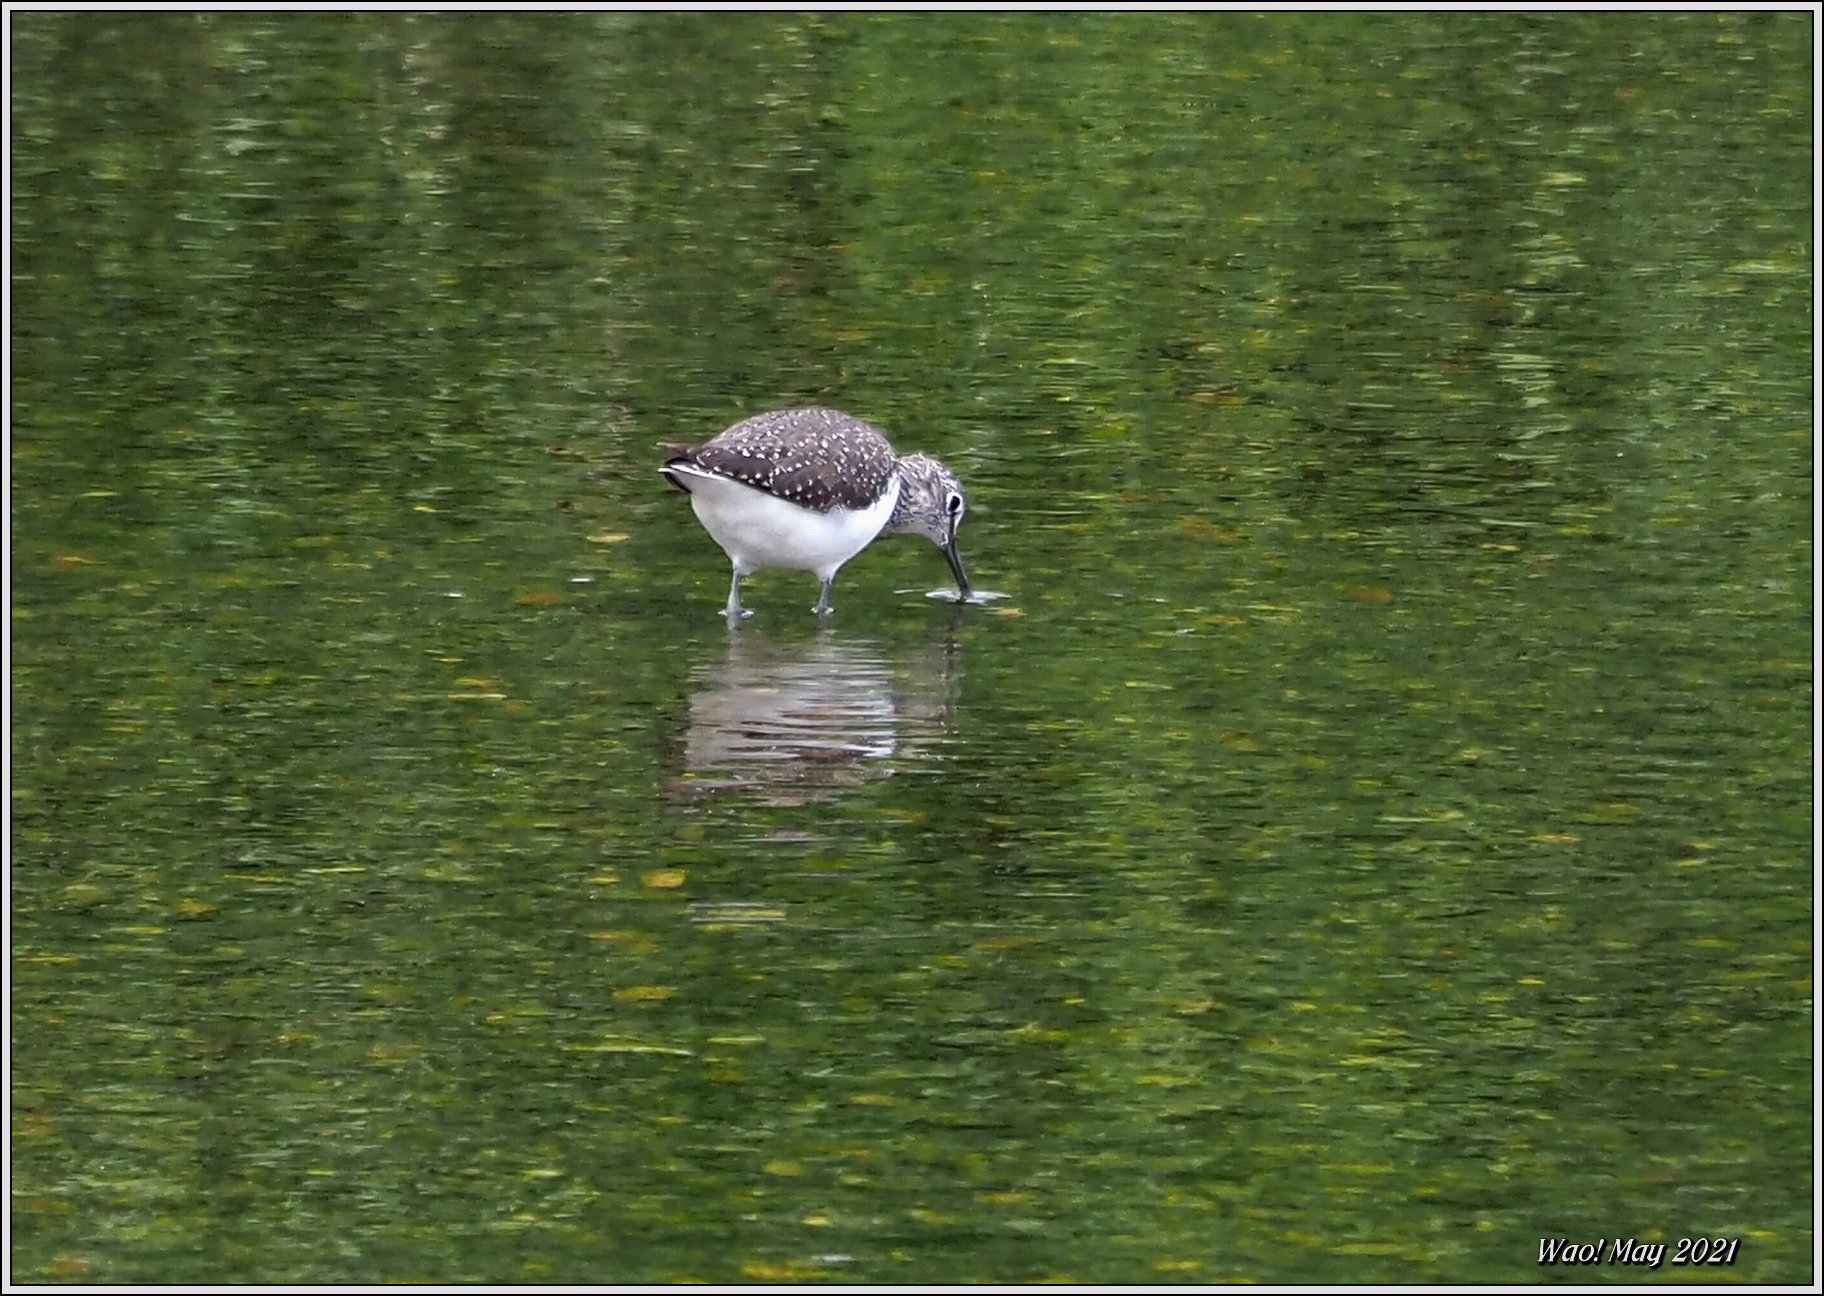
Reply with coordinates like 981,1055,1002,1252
662,408,899,514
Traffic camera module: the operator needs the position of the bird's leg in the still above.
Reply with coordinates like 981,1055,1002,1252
724,568,749,620
812,577,835,616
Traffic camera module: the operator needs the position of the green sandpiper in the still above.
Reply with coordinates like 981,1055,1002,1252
662,407,970,618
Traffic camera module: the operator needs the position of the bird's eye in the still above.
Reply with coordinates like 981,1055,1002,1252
946,492,964,516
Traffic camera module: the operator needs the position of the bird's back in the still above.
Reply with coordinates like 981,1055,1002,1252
662,408,899,514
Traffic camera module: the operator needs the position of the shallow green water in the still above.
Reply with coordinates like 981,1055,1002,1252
10,11,1813,1285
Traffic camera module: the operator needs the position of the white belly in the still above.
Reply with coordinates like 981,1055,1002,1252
675,466,901,580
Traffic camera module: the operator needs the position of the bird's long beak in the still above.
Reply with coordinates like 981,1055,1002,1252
942,531,971,603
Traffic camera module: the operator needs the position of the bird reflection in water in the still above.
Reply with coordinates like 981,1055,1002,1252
667,626,960,809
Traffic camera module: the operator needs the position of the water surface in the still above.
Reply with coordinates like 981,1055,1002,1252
10,10,1813,1284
